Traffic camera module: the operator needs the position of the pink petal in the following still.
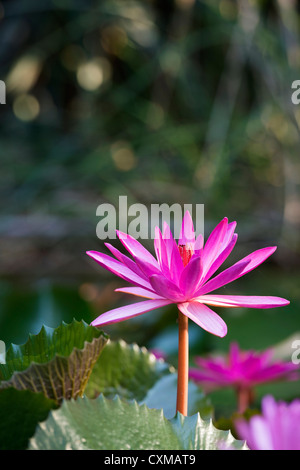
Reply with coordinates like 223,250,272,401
194,355,227,370
163,222,178,263
247,415,274,450
229,342,241,369
196,260,250,296
190,357,232,384
117,230,159,268
196,294,290,309
197,246,277,295
133,255,162,278
162,222,185,279
154,227,169,273
221,221,237,251
194,233,204,251
178,210,195,245
171,248,185,280
105,243,148,280
201,233,238,284
115,286,164,299
201,218,228,277
154,227,183,284
163,221,172,241
86,251,154,291
179,255,203,297
149,274,184,301
189,367,230,385
91,299,172,327
154,226,163,263
178,301,227,337
236,416,273,450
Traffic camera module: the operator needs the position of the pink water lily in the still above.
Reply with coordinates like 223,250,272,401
190,342,298,389
236,395,300,450
87,211,289,338
189,342,298,412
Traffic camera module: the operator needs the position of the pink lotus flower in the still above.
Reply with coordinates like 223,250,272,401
236,395,300,450
87,212,289,337
189,342,298,412
190,342,298,389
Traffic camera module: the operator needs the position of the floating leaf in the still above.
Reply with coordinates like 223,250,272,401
0,320,108,404
85,339,212,418
0,387,56,450
29,395,247,450
172,412,247,450
85,339,173,401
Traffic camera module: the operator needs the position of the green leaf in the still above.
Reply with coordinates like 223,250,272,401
85,339,173,401
29,395,247,450
0,387,56,450
85,339,212,419
171,412,247,450
0,320,108,404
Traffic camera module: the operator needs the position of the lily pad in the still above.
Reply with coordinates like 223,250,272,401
0,320,108,404
29,395,247,450
0,387,56,450
85,339,173,401
85,339,212,418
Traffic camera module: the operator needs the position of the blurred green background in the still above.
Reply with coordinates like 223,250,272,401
0,0,300,411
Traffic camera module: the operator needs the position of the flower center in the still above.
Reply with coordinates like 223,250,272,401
179,244,194,267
